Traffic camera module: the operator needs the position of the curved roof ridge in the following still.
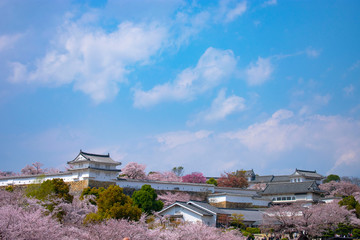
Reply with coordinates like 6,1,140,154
80,150,110,157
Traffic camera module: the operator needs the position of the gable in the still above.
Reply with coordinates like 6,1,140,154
74,154,87,162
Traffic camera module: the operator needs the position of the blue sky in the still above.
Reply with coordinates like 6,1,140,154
1,0,360,177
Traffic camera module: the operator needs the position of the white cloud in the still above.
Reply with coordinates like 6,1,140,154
225,1,247,23
349,60,360,71
133,47,237,108
9,20,167,103
245,57,273,85
116,110,360,176
156,130,212,149
216,0,247,23
0,33,22,52
262,0,277,7
306,47,321,58
189,89,245,124
314,94,331,105
343,84,355,96
222,109,299,153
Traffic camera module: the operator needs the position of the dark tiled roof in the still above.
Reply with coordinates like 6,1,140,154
290,169,324,179
252,175,274,183
272,175,290,182
159,202,213,216
68,150,120,165
245,169,255,177
261,181,321,195
220,209,264,222
188,201,227,214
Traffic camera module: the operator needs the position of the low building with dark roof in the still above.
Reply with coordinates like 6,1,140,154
260,181,323,205
158,200,265,228
289,169,324,184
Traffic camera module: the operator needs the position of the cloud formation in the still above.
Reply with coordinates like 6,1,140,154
133,47,237,107
156,130,213,149
9,20,167,103
0,34,22,52
189,89,245,124
245,57,273,85
139,110,360,176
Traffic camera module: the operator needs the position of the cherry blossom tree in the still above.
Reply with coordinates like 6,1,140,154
319,181,360,197
21,164,37,175
158,192,191,206
263,202,360,237
248,183,267,190
182,172,206,183
120,162,147,179
148,171,182,182
0,170,16,178
217,171,248,188
0,188,246,240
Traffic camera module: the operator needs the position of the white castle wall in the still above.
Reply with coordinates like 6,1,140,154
116,179,215,193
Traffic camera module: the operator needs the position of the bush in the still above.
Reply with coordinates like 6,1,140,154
353,228,360,238
26,178,73,203
132,184,163,214
84,185,142,223
246,227,260,234
5,185,14,192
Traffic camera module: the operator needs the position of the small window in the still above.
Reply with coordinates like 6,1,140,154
287,197,291,200
272,197,276,201
292,196,296,200
277,197,281,201
282,197,286,201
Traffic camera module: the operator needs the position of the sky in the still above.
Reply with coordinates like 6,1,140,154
0,0,360,177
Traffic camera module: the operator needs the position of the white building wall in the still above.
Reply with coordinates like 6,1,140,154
208,194,269,207
116,179,215,193
161,206,216,226
0,173,76,186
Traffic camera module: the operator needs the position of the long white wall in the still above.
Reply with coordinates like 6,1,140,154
116,179,215,193
208,193,270,207
0,172,76,186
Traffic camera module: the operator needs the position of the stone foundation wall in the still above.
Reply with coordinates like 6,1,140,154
88,179,116,189
68,180,89,194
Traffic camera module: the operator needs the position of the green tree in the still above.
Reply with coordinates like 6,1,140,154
230,213,245,229
85,185,141,223
323,174,341,183
132,184,164,214
339,195,360,218
353,228,360,238
206,177,218,186
26,178,73,203
80,186,105,204
172,166,184,177
25,178,73,221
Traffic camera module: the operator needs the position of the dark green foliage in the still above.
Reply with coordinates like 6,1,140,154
335,223,353,236
339,195,360,218
80,187,105,205
84,185,142,223
206,177,218,186
26,178,73,203
172,166,184,177
324,174,341,183
5,185,14,192
246,227,261,234
131,184,164,214
25,178,73,222
353,228,360,238
230,213,245,229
